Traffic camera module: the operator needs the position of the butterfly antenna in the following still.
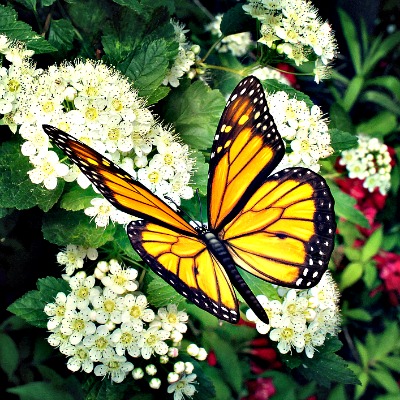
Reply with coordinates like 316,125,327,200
164,196,203,230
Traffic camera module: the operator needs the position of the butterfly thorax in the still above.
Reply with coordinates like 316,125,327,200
201,231,233,267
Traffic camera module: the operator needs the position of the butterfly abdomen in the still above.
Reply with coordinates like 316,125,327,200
202,231,269,324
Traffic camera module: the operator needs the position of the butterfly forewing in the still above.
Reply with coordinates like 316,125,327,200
208,76,285,231
42,125,197,236
127,221,239,323
222,167,336,288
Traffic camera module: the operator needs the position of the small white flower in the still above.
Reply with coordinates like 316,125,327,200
28,150,69,190
145,364,157,376
149,377,162,389
83,325,114,361
136,326,170,359
101,260,138,294
110,322,140,357
94,348,133,383
66,344,94,373
60,308,96,345
120,293,155,331
68,274,96,310
195,348,208,361
91,286,123,324
156,304,188,333
44,292,75,330
167,373,197,400
186,343,199,357
56,245,88,275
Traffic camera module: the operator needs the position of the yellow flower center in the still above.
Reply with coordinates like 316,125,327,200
77,287,89,299
104,299,115,313
85,107,98,121
300,140,310,151
95,336,108,350
281,327,294,339
167,313,178,324
85,86,98,97
55,305,65,317
7,79,20,92
164,154,173,165
72,318,85,331
130,305,142,319
121,332,133,345
77,348,88,359
146,334,157,346
42,101,55,113
111,99,123,112
113,274,127,286
108,128,120,141
148,171,160,184
42,161,55,175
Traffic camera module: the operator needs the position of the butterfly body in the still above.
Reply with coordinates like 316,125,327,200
43,75,335,325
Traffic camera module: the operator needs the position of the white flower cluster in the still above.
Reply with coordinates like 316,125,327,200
339,135,392,195
163,20,200,87
266,91,333,172
243,0,337,82
205,14,252,57
44,259,206,388
246,271,340,358
0,37,194,227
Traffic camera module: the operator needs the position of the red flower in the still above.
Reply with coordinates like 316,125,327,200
246,337,282,373
207,350,217,367
242,378,276,400
336,177,387,237
374,251,400,305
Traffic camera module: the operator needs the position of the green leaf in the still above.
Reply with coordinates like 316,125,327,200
13,0,37,11
83,377,128,400
329,128,358,153
262,79,313,108
60,185,98,211
342,75,365,112
239,269,280,301
343,308,372,322
119,38,172,102
48,19,75,56
354,371,369,399
361,226,383,262
42,209,116,247
298,337,360,387
374,323,400,360
7,277,70,328
363,261,378,289
356,111,397,138
0,5,56,53
220,3,253,36
0,333,19,379
363,31,400,75
0,140,64,211
7,382,75,400
329,103,355,134
338,9,362,74
162,80,226,150
365,76,400,101
361,91,400,116
202,365,232,400
190,150,209,195
326,181,370,228
340,262,364,290
204,331,243,393
145,272,186,308
380,356,400,373
370,368,400,394
112,224,141,262
112,0,175,18
355,338,369,368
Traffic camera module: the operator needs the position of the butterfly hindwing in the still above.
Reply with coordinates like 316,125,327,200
42,125,197,236
127,220,239,323
221,167,336,288
208,76,285,231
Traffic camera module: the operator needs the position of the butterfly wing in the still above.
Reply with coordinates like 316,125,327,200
44,124,239,322
208,76,285,231
42,125,197,236
127,221,239,323
221,167,335,288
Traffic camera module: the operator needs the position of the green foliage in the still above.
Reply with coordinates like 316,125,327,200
48,19,76,57
0,140,64,211
7,277,70,328
220,4,253,36
42,209,116,247
162,79,226,149
0,5,56,53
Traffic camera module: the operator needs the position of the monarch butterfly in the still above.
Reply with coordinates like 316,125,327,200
43,76,335,324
